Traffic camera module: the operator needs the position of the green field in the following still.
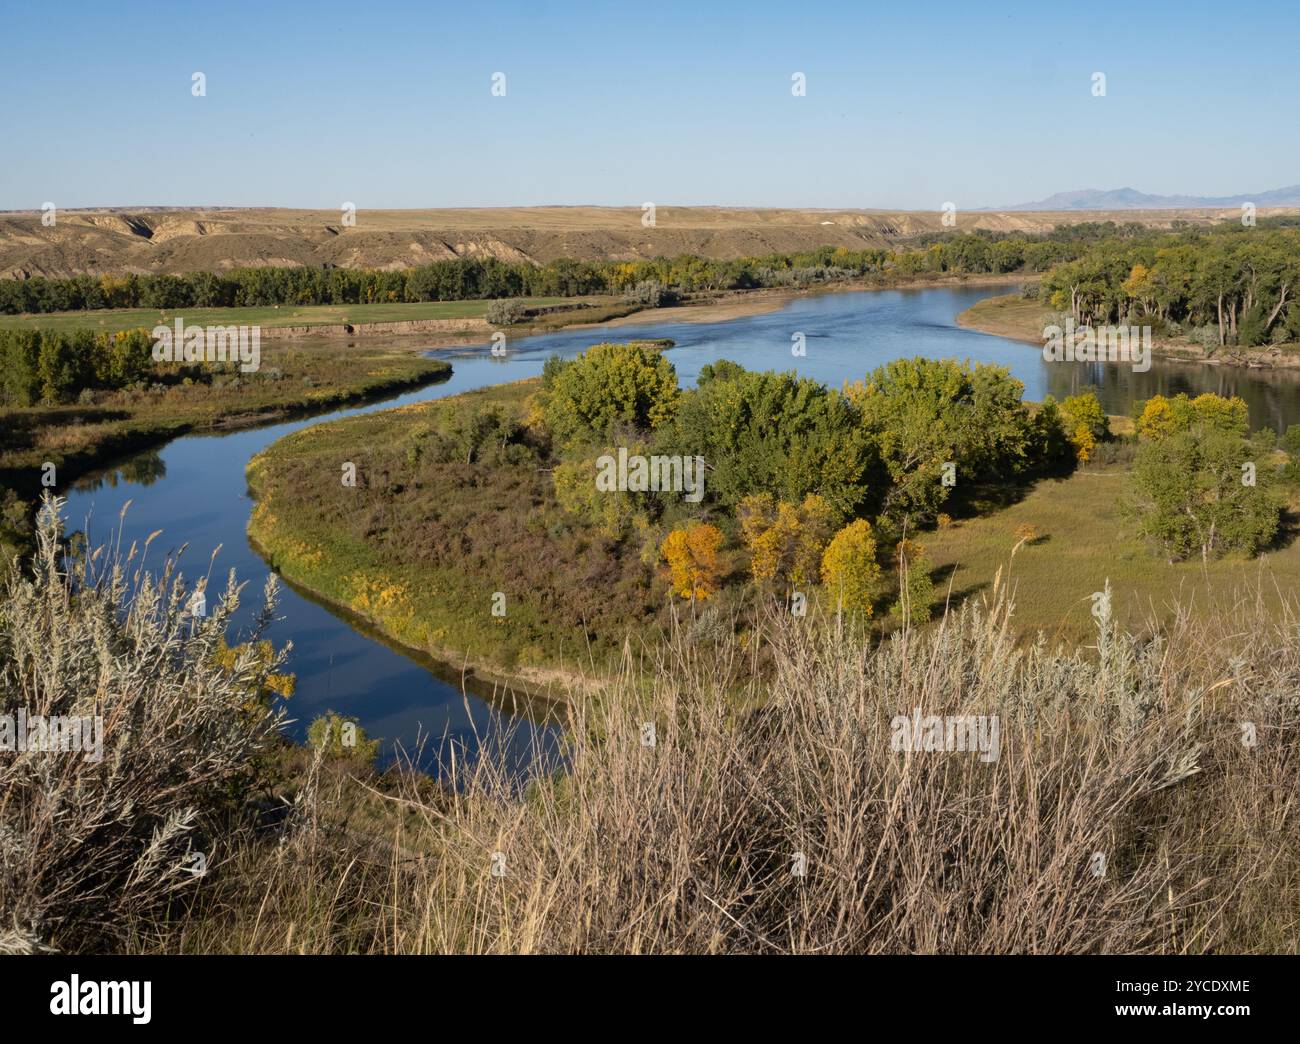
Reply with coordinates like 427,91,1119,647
0,340,453,504
0,298,574,335
924,463,1300,644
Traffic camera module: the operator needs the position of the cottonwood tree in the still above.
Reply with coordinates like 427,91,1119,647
1126,395,1282,562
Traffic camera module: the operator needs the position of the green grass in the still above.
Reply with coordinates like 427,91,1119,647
955,293,1050,343
924,463,1300,644
0,298,576,335
0,340,453,498
245,379,665,684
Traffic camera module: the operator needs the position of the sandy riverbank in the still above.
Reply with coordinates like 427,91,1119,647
957,292,1300,373
337,274,1030,354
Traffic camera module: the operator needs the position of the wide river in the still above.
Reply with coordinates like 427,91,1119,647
61,286,1300,774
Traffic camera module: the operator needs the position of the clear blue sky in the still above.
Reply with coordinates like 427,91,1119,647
2,0,1296,210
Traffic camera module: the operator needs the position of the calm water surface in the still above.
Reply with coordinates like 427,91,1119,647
60,287,1300,773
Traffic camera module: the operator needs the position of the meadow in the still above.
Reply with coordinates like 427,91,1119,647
245,379,653,684
925,461,1300,644
0,337,452,550
0,297,571,336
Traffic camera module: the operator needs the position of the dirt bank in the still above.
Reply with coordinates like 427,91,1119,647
957,293,1300,373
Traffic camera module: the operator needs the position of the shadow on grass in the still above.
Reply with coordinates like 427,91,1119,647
928,562,990,614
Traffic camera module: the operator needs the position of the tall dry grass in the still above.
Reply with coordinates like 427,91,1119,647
147,573,1300,955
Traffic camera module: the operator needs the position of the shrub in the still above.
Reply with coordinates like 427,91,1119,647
623,280,670,308
890,538,934,624
0,498,288,951
307,712,381,769
486,299,529,326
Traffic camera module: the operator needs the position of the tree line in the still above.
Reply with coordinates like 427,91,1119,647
0,224,1141,316
534,343,1089,618
1,329,154,407
1041,221,1300,348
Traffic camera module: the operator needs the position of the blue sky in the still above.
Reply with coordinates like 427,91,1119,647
2,0,1297,210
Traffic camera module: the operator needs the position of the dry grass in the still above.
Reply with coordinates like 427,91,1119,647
7,497,1297,954
141,574,1300,955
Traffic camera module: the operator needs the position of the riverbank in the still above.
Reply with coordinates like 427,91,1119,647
957,292,1300,371
0,273,1028,348
243,379,624,707
0,345,453,503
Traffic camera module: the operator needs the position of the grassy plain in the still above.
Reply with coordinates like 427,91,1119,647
0,297,572,335
0,340,452,499
925,463,1300,644
245,379,662,685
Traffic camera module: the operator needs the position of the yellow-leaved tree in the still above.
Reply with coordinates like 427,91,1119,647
820,519,881,616
737,492,836,587
660,522,724,601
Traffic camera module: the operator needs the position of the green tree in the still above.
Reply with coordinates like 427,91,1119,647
665,366,875,518
1126,423,1281,562
1058,390,1109,462
541,342,680,445
847,357,1037,523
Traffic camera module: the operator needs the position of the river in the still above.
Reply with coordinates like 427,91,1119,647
60,285,1300,774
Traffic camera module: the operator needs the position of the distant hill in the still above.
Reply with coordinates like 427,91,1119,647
0,205,1285,280
998,186,1300,211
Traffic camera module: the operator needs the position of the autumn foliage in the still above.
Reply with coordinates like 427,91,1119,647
660,523,724,600
819,519,881,616
736,492,836,587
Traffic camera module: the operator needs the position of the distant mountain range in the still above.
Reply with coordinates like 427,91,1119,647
996,186,1300,211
